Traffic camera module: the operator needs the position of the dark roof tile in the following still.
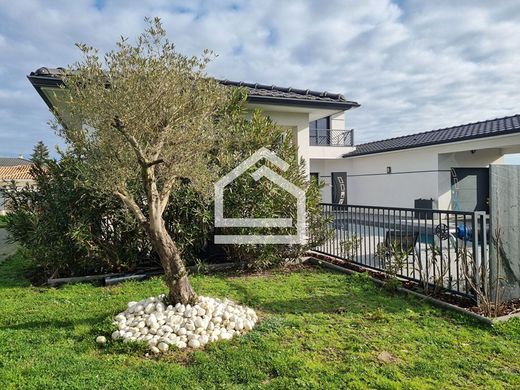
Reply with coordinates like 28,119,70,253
0,157,32,167
29,67,360,110
344,114,520,157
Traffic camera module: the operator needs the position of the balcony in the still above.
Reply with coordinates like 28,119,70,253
309,129,354,147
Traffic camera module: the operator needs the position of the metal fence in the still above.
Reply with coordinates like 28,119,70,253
309,129,354,146
314,203,489,302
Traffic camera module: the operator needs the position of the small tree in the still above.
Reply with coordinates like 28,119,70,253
55,18,230,304
30,141,50,166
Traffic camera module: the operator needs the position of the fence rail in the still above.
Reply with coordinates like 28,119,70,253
313,203,489,302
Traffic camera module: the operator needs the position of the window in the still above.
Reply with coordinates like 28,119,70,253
309,116,331,145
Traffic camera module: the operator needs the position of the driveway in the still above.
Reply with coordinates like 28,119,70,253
0,228,17,264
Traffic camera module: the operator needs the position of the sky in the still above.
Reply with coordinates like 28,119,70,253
1,0,520,163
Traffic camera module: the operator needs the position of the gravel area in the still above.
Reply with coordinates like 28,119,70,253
111,295,258,353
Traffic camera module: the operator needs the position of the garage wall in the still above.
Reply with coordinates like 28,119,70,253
311,148,440,207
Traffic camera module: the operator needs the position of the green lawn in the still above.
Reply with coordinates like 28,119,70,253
0,252,519,389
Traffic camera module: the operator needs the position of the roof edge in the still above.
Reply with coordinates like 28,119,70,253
343,114,520,158
28,67,360,110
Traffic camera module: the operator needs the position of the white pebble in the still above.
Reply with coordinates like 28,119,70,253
113,295,257,353
96,336,107,345
157,342,169,352
188,339,200,348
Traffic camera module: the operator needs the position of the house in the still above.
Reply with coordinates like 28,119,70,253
28,67,520,213
0,157,34,215
321,114,520,211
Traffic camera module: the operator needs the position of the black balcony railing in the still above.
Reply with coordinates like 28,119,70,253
309,129,354,146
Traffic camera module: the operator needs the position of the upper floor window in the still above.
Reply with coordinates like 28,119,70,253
309,116,331,145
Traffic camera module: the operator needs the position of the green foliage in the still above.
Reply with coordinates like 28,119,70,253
383,277,402,293
59,17,230,201
1,145,210,278
214,100,332,269
0,215,6,228
1,252,519,388
30,141,50,166
340,234,361,261
2,150,147,277
163,180,212,263
376,240,409,279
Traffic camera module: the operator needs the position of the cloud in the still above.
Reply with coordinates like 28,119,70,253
0,0,519,159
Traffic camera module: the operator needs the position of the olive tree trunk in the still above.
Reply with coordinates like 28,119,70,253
114,183,197,305
148,217,197,304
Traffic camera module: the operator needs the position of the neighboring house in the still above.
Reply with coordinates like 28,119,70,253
0,157,34,215
28,67,520,212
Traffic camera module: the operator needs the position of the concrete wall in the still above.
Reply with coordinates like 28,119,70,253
489,164,520,302
311,149,439,206
330,111,345,130
259,110,311,174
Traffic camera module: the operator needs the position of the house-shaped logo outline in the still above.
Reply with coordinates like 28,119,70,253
214,147,306,244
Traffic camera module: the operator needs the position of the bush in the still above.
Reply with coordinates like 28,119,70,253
1,149,210,278
3,152,147,277
214,101,331,269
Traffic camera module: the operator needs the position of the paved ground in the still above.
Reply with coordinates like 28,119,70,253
0,228,17,265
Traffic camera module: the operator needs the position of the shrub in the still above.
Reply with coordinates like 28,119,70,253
3,152,147,277
1,148,210,278
214,101,331,269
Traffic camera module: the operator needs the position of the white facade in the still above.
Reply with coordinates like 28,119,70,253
247,103,354,175
249,100,520,212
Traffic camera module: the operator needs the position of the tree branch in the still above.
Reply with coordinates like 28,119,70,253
114,187,147,225
159,175,178,213
112,118,148,166
147,158,165,167
151,125,168,161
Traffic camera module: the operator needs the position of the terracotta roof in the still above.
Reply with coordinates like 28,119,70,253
344,114,520,157
28,67,360,110
0,165,34,181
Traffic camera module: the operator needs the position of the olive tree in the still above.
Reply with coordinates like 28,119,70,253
57,18,229,303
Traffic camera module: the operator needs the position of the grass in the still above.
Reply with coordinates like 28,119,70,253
0,215,7,228
0,252,519,389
